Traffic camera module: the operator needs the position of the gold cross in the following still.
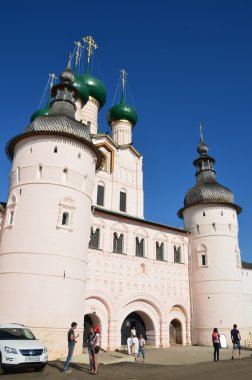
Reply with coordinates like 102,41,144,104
82,35,98,64
49,73,57,89
74,41,83,67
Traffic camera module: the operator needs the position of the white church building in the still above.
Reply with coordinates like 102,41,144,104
0,38,252,358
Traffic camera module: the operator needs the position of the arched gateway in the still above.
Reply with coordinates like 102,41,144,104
83,313,101,347
121,312,147,344
169,319,182,344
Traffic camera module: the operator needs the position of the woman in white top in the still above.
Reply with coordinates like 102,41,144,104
93,326,100,375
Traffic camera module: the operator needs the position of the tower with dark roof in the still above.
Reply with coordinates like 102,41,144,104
0,62,102,356
178,128,245,345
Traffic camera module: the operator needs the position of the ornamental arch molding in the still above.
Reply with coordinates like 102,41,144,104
119,293,166,321
168,302,190,321
85,290,116,319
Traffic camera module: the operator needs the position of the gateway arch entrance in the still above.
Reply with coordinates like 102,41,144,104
121,312,147,345
169,319,182,344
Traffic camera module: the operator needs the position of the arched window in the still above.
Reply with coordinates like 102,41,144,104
54,146,58,153
97,184,105,206
174,246,181,263
135,237,144,257
156,242,164,261
120,190,126,212
113,232,124,254
62,212,69,226
89,227,100,250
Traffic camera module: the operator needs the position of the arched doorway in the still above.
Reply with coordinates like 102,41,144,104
121,312,147,345
169,319,182,344
83,313,101,347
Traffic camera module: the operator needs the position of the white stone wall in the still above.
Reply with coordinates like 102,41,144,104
85,211,191,350
92,136,144,218
242,268,252,342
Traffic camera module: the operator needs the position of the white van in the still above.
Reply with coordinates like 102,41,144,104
0,323,48,374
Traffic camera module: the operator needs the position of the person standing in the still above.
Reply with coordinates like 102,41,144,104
87,326,96,374
132,335,139,360
131,326,136,337
231,324,242,359
137,334,146,362
127,335,133,355
63,322,79,373
212,328,220,361
93,326,101,375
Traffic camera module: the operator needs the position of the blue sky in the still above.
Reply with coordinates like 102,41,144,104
1,0,252,262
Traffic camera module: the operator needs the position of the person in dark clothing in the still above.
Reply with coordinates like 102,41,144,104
212,328,220,361
63,322,79,373
231,324,242,359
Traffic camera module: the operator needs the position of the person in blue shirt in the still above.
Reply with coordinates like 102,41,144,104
231,324,241,360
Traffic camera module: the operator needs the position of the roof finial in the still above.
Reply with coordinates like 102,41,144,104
67,52,72,70
200,122,204,143
59,53,74,84
49,73,58,90
120,68,128,103
82,35,98,74
74,41,83,71
197,122,208,156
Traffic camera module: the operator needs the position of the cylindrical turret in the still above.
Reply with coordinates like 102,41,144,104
178,129,244,346
0,62,102,358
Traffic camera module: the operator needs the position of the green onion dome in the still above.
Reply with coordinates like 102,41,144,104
30,103,49,122
72,76,89,104
107,101,138,127
78,74,106,108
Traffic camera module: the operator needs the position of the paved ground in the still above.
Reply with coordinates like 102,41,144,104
59,345,252,366
2,346,252,379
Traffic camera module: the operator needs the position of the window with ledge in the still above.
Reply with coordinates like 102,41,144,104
89,227,100,250
174,246,182,263
135,237,144,257
97,184,105,206
56,197,76,232
156,242,164,261
197,244,208,267
113,232,124,254
120,190,126,212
